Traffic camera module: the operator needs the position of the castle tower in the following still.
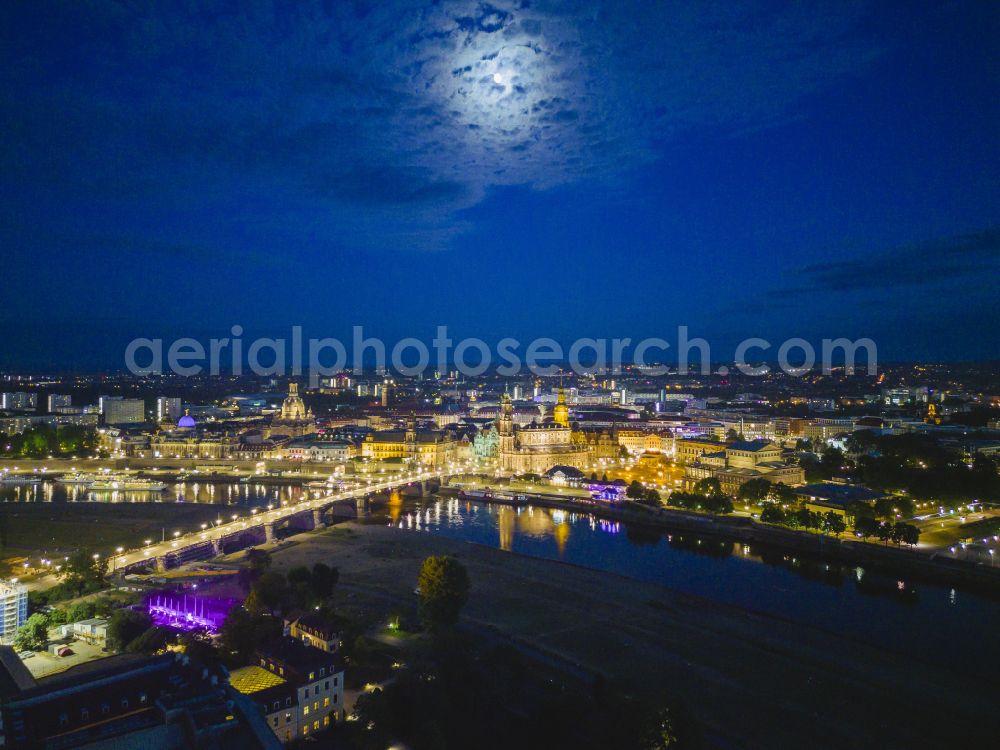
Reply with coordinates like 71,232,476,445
553,387,570,428
498,391,516,471
405,412,418,462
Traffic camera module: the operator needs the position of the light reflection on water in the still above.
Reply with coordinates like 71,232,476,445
0,479,307,508
383,497,1000,679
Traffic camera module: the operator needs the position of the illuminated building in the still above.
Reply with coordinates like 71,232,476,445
267,383,315,438
230,639,345,743
0,651,277,748
102,398,145,425
0,580,27,645
497,392,590,474
682,439,804,494
361,414,457,467
156,396,182,423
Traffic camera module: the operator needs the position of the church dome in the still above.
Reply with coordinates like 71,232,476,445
177,414,196,428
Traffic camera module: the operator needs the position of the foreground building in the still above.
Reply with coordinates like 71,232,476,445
0,581,27,646
230,638,345,743
0,650,280,749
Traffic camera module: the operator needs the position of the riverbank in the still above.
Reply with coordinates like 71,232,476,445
443,488,1000,593
265,521,994,749
0,503,225,560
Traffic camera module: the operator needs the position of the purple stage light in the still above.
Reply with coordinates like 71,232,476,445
146,592,238,633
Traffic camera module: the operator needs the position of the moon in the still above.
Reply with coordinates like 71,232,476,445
492,72,504,84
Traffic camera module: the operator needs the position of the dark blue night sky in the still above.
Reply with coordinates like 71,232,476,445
1,1,998,369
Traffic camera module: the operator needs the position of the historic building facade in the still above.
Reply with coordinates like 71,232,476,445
497,391,590,475
361,414,457,467
267,383,316,438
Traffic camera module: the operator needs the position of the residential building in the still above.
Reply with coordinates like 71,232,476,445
103,398,146,425
46,394,72,412
0,581,27,645
156,397,182,423
0,651,280,749
0,393,36,411
230,639,345,743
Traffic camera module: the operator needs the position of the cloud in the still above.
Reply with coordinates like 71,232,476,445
1,0,882,251
785,228,1000,293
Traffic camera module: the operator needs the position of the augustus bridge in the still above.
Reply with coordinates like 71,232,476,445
114,464,470,573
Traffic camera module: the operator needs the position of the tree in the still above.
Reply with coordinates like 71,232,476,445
737,478,771,504
820,447,847,478
252,571,291,614
14,613,49,652
310,563,339,601
245,548,271,573
67,601,98,623
760,504,786,525
768,482,797,505
874,496,914,520
791,508,821,530
853,516,881,540
693,477,721,497
821,512,847,535
106,609,152,653
892,522,920,547
875,521,894,545
703,494,734,515
625,480,646,499
62,549,108,597
417,555,470,630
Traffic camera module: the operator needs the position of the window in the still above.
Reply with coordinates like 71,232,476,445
58,714,68,728
303,705,310,716
303,725,309,736
272,717,278,727
324,680,329,690
80,709,89,721
121,699,129,710
309,671,315,681
324,697,329,707
285,713,292,725
320,667,325,677
273,701,279,712
314,685,319,696
140,693,148,704
313,701,318,711
285,698,291,707
333,676,338,687
313,720,319,730
324,715,330,726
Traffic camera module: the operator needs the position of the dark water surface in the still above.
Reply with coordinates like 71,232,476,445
384,496,998,679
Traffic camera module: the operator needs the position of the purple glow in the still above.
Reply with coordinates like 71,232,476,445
584,483,626,502
147,592,236,633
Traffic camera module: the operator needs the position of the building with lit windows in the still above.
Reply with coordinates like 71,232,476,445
266,383,315,438
682,439,805,494
0,581,27,645
497,391,590,475
230,639,345,744
362,414,457,467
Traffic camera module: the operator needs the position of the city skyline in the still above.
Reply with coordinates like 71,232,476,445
2,1,998,370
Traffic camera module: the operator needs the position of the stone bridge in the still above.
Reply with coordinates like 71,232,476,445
113,464,468,573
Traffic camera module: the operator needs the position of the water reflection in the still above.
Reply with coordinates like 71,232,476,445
377,496,1000,678
0,479,307,508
